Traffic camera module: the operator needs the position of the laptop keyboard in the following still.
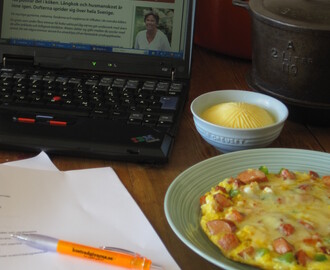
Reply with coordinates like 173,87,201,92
0,67,184,130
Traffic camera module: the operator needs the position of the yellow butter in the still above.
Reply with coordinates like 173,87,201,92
201,102,275,128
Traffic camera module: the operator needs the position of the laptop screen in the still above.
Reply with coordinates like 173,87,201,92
0,0,193,65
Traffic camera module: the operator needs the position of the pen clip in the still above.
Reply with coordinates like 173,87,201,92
100,246,138,256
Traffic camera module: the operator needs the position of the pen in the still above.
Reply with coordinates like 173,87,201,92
11,233,162,270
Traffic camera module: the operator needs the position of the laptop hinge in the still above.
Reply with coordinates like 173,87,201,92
2,55,34,68
171,68,175,81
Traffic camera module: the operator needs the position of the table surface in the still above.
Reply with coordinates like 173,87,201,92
1,45,329,270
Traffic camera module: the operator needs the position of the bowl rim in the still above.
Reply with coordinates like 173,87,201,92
190,90,289,131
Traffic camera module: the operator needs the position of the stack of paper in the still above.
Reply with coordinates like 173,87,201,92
0,152,179,269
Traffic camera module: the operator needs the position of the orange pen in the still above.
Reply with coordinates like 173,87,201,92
12,233,162,270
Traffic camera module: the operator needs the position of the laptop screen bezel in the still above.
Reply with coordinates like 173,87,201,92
0,0,195,80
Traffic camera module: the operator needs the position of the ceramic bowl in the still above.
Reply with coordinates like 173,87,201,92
190,90,288,153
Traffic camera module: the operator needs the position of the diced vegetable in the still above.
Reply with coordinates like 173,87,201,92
323,237,330,245
259,165,269,174
279,168,285,174
314,254,327,261
256,248,270,258
229,189,240,197
277,252,294,263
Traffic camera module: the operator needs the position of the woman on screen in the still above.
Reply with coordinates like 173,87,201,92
134,11,171,51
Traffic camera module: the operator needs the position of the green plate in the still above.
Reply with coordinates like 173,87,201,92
164,148,330,270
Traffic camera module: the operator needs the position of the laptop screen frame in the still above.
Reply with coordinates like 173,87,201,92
0,0,195,80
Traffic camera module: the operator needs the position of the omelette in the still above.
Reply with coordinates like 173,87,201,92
200,167,330,269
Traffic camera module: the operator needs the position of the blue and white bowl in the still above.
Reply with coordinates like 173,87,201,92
191,90,289,153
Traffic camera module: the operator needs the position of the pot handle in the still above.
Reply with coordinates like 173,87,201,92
232,0,250,10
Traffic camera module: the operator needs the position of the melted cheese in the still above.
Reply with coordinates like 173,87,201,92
200,170,330,270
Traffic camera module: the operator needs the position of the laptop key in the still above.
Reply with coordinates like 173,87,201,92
144,113,159,120
77,101,92,110
160,96,178,110
149,100,162,109
128,112,143,125
170,82,183,92
0,94,13,103
142,118,157,127
159,114,173,122
158,114,174,128
0,79,13,87
29,74,43,81
55,76,69,85
85,79,98,86
129,112,143,119
91,109,108,118
143,80,157,88
31,97,44,105
68,78,82,84
125,79,139,90
1,72,13,79
99,77,113,86
168,91,180,96
0,87,11,93
13,88,26,95
111,110,129,120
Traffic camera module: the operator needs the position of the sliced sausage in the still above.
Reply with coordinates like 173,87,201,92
228,177,245,189
280,169,296,180
299,220,315,230
308,170,319,180
213,193,232,211
206,219,237,235
199,195,206,205
322,175,330,187
320,246,330,255
218,233,240,252
279,223,295,236
303,238,320,246
237,169,268,184
296,250,310,266
298,184,312,191
215,185,227,193
225,209,244,222
238,246,255,258
272,237,294,254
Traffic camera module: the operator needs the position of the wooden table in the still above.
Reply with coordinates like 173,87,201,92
1,45,329,269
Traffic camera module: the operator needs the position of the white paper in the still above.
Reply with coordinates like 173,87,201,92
0,152,179,270
3,151,59,171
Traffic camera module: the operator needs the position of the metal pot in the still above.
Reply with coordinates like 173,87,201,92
233,0,330,126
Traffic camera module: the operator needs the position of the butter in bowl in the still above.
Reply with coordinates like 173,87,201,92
190,90,288,153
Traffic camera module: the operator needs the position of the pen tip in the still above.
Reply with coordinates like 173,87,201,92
10,233,24,240
10,233,18,239
150,264,163,270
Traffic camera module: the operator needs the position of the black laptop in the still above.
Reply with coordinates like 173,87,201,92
0,0,196,163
